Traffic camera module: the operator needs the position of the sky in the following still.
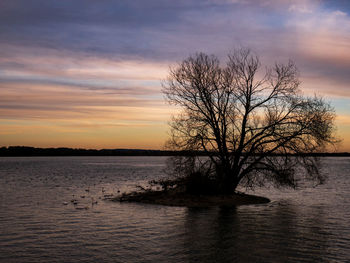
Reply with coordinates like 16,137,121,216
0,0,350,151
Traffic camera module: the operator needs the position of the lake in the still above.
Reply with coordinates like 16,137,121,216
0,156,349,262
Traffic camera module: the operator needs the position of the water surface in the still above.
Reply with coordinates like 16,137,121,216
0,156,349,262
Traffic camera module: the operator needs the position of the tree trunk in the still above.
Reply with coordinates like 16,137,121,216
219,169,239,195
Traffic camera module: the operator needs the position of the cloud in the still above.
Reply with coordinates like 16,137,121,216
281,6,350,95
1,0,350,149
0,81,170,122
1,1,349,97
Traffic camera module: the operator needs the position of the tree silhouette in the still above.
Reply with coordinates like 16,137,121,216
163,48,337,194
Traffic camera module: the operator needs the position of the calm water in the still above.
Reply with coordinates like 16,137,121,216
0,156,349,262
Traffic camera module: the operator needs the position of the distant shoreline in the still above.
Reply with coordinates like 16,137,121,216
1,146,350,157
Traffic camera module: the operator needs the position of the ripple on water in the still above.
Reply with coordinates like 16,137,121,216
0,156,350,262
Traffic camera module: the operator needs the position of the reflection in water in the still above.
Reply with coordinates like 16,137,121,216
183,207,239,262
183,204,335,263
0,157,349,262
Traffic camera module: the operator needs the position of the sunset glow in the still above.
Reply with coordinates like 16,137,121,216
1,0,350,150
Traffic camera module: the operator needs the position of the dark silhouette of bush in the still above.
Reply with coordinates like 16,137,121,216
184,171,219,195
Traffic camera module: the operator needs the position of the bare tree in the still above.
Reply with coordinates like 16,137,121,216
163,48,337,194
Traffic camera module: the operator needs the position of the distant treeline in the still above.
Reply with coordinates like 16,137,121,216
0,146,349,157
0,146,177,156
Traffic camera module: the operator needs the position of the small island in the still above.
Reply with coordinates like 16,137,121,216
115,189,270,207
114,175,270,207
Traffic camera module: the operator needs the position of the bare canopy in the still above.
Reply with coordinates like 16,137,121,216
163,48,337,194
